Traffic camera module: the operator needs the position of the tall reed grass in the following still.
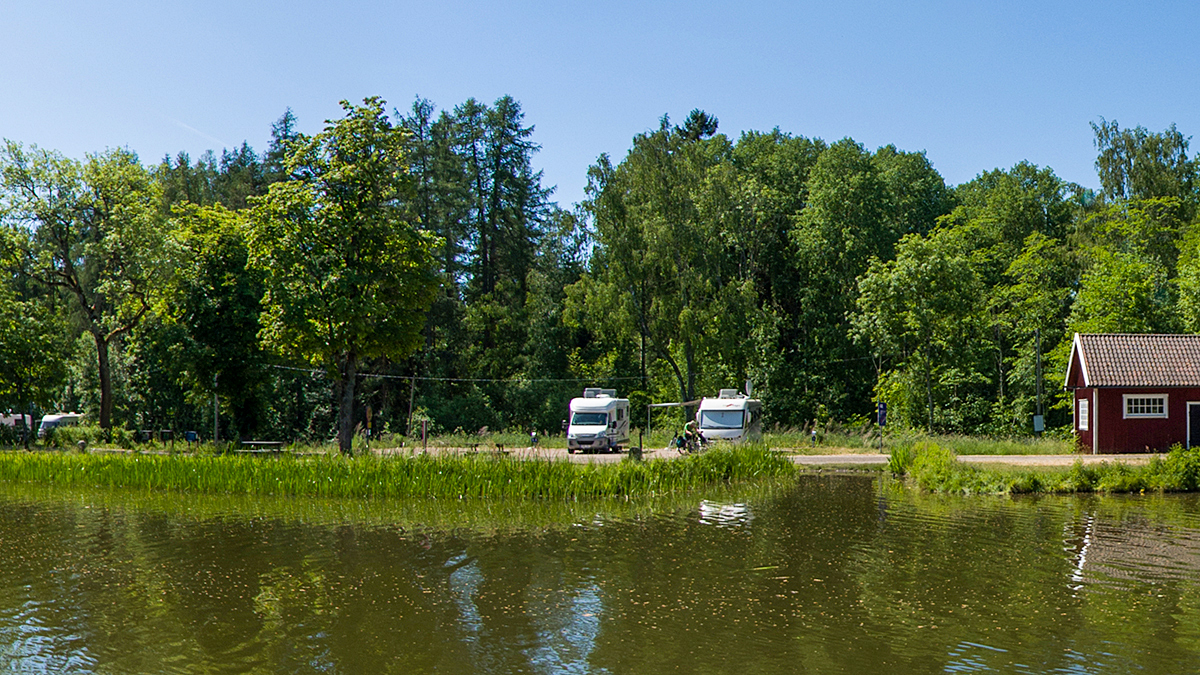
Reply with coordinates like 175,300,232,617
0,444,794,501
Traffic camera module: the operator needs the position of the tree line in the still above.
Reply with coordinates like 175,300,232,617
1,97,1197,447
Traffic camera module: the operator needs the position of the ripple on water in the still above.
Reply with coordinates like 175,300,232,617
5,479,1200,673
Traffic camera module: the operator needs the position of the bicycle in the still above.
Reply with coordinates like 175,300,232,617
670,432,707,455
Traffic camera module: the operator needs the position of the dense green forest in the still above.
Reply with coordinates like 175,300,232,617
1,96,1197,446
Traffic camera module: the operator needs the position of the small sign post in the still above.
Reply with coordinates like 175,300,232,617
877,402,887,452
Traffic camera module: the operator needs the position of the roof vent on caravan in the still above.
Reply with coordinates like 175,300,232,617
718,389,742,399
584,388,617,398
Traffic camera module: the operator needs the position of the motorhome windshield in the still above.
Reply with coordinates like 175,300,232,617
572,412,608,426
699,410,744,429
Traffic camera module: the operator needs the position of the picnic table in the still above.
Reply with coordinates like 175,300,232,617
237,440,285,455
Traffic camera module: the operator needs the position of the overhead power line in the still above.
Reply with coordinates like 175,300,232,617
269,364,641,384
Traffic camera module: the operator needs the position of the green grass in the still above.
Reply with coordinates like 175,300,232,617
888,441,1200,495
787,427,1074,455
23,422,1073,457
0,443,794,500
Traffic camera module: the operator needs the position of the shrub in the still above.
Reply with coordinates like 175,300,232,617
888,443,917,475
53,425,134,450
1141,445,1200,491
1004,472,1043,494
50,425,104,450
0,424,30,448
1057,461,1098,492
1095,462,1146,492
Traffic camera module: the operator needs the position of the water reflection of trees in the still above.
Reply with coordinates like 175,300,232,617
4,482,1200,672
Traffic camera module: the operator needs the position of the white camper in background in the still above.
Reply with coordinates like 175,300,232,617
696,389,762,442
37,413,83,438
567,388,630,453
0,414,32,429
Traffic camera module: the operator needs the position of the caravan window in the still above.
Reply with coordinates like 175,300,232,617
572,412,608,426
699,410,744,429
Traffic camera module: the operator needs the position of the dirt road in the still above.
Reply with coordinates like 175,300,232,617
379,445,1163,467
790,452,1164,467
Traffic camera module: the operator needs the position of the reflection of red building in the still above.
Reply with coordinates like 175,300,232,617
1065,333,1200,453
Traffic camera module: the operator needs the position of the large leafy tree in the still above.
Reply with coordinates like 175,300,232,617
171,203,267,439
853,232,981,431
248,97,440,453
0,229,68,445
398,96,561,433
1092,118,1195,206
0,142,171,429
937,162,1079,432
576,113,745,406
788,140,950,420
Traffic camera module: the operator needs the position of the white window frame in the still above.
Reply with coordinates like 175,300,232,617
1077,398,1089,431
1123,394,1168,419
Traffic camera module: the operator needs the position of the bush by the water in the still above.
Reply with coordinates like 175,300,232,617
889,441,1200,495
0,443,794,500
45,425,135,450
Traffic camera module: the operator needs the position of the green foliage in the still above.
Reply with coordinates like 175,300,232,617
888,443,917,475
1145,444,1200,491
13,104,1200,452
0,250,69,426
892,444,1200,495
248,97,441,453
0,142,173,429
908,442,962,491
170,203,267,437
853,230,981,430
0,444,794,500
49,424,132,450
575,113,750,406
1068,247,1179,334
1092,118,1195,204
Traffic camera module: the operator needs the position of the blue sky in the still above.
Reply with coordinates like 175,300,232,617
4,0,1198,207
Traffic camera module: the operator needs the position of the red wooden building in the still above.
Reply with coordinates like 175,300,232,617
1064,333,1200,453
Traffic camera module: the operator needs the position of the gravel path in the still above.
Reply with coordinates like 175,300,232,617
376,445,1167,467
790,452,1165,467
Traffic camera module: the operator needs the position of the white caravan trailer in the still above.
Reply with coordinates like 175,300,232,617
37,412,84,438
0,414,31,429
567,388,630,453
696,390,762,442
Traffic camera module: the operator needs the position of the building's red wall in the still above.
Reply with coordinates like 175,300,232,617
1092,387,1200,453
1074,389,1093,453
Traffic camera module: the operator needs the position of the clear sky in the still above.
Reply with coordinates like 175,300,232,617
4,0,1198,208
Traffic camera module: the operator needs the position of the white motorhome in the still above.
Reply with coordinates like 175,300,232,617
0,414,32,429
696,390,762,442
566,388,630,453
37,413,84,438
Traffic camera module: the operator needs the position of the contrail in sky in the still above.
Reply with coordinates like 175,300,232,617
171,119,231,149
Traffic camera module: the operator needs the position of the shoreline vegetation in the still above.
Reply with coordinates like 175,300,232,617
889,441,1200,495
5,433,1200,499
29,423,1076,456
0,444,795,501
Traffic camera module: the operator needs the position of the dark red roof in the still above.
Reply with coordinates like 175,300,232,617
1069,333,1200,388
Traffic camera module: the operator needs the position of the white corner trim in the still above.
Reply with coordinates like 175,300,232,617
1064,333,1090,390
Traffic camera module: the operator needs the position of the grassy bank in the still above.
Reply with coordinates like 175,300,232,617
809,428,1072,455
20,422,1074,456
890,441,1200,495
0,444,794,500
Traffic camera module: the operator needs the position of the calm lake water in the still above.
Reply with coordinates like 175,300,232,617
3,475,1200,674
